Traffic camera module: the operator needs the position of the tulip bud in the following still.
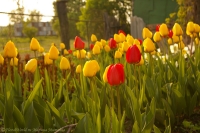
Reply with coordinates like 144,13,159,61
114,34,121,43
90,44,94,50
49,44,59,60
133,39,140,45
91,34,97,42
76,65,82,73
95,41,103,49
119,33,126,42
159,23,169,37
109,38,117,49
44,53,53,65
60,57,70,70
60,43,65,49
168,30,173,38
83,60,100,77
186,21,195,35
104,45,111,52
87,52,92,59
74,36,85,50
39,46,44,53
118,30,126,36
168,38,173,45
64,49,69,55
127,35,134,44
153,32,161,42
25,58,37,73
178,41,185,50
30,38,40,51
195,38,199,45
10,57,18,66
142,27,152,39
77,49,86,59
172,23,183,36
194,23,200,33
122,42,131,52
101,39,107,46
114,50,122,59
93,44,101,55
126,45,141,64
0,54,4,65
4,40,17,58
103,65,110,83
143,38,156,53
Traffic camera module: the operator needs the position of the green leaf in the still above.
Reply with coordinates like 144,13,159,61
166,59,178,80
46,101,66,127
23,78,43,114
103,105,111,133
162,99,175,125
63,88,72,122
132,121,140,133
13,67,22,96
111,108,120,133
153,125,162,133
120,111,126,132
13,105,25,129
44,68,53,102
71,110,85,121
145,75,155,98
44,109,53,130
189,91,198,116
96,111,101,133
164,125,171,133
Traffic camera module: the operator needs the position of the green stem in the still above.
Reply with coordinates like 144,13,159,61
117,87,121,122
34,51,37,59
52,60,55,97
111,86,115,110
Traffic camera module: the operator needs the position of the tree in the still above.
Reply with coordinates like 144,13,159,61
9,0,24,24
26,10,42,22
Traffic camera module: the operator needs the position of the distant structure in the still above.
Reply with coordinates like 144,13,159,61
14,22,57,37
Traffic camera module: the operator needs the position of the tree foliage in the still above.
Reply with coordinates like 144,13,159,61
22,22,38,40
26,10,42,22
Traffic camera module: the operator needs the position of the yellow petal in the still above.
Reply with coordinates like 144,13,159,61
60,57,70,70
25,58,37,73
30,38,40,51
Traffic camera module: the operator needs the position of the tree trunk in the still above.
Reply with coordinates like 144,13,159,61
56,0,70,49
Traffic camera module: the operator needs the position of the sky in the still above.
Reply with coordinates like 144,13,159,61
0,0,56,26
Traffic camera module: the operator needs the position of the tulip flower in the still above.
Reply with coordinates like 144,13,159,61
114,50,122,59
49,44,59,60
90,44,94,50
118,30,126,36
168,30,173,38
39,46,44,53
64,49,69,55
172,35,180,43
87,52,92,59
3,40,17,58
44,53,53,65
77,49,86,59
136,56,144,66
114,34,121,43
122,42,131,52
93,44,101,55
68,49,73,54
194,23,200,33
151,50,157,55
119,33,126,42
126,45,141,64
172,23,183,36
143,38,156,53
76,65,82,73
138,39,143,45
127,36,134,44
195,38,199,45
107,63,125,86
156,24,160,32
159,23,169,37
60,56,70,70
91,34,97,42
0,54,4,65
30,38,40,51
168,38,173,45
74,36,85,50
133,39,140,46
95,41,103,49
103,65,111,83
178,41,185,50
142,27,152,39
10,57,18,66
101,39,107,46
109,38,117,49
186,21,194,35
153,32,161,42
25,58,37,73
60,43,65,50
104,45,111,52
83,60,100,77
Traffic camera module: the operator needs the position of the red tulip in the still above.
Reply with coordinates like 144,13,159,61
118,30,126,36
109,38,117,49
68,49,72,54
90,44,94,50
107,63,125,86
168,30,173,38
74,36,85,50
126,45,141,64
138,39,143,45
156,24,160,32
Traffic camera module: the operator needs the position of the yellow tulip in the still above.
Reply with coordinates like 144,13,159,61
168,38,173,45
103,65,110,83
143,38,156,53
10,57,18,66
44,53,53,65
25,58,37,73
101,39,107,46
60,43,65,49
64,49,69,55
30,38,40,51
76,65,82,73
87,52,92,59
119,33,126,42
186,21,194,35
159,23,169,37
95,41,103,49
136,56,144,66
172,23,183,36
0,54,4,65
151,50,156,55
133,39,140,45
49,45,59,60
153,32,161,42
135,44,142,53
39,46,44,53
83,60,100,77
104,45,111,52
60,56,70,70
3,40,17,58
73,51,77,56
114,50,122,59
127,36,134,44
92,44,101,55
77,49,86,59
194,23,200,33
91,34,97,42
142,27,152,39
195,38,199,45
122,42,131,52
172,35,180,43
178,41,185,50
114,34,121,43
